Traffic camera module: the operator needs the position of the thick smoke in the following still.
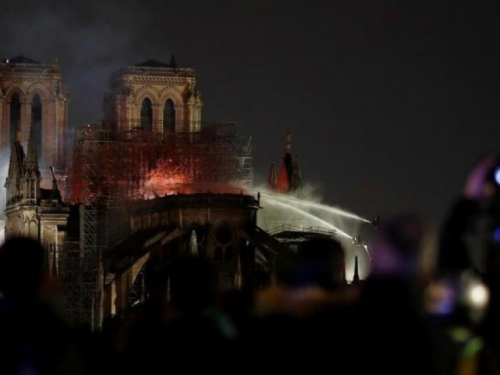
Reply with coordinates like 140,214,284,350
0,0,178,128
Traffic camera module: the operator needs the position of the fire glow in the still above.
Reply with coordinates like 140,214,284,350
141,166,249,199
142,172,190,198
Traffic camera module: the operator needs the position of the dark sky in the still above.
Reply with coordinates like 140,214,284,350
2,0,499,230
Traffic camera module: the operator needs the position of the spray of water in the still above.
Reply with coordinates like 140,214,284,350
246,184,372,280
264,197,353,240
260,191,370,223
363,245,372,260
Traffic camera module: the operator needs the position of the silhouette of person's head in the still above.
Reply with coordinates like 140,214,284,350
464,153,500,273
463,153,500,201
169,256,219,313
0,236,46,297
369,214,433,279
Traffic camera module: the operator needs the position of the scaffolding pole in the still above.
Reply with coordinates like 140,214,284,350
49,242,99,329
79,136,102,330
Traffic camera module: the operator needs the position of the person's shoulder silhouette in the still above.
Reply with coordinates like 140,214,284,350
0,236,86,375
0,236,46,297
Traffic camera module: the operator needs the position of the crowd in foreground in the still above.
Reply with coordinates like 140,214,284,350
2,153,500,375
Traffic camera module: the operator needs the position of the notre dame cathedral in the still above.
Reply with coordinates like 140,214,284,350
0,54,351,330
0,54,204,246
0,54,264,328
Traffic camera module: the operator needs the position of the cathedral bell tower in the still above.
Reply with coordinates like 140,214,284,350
0,56,68,170
104,56,202,133
1,56,69,224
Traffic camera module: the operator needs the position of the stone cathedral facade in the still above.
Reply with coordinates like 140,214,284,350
3,123,70,246
0,55,204,246
0,55,68,170
104,57,203,132
0,56,68,242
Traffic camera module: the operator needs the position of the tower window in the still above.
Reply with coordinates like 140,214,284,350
32,94,42,158
163,99,176,133
10,93,21,143
140,98,153,131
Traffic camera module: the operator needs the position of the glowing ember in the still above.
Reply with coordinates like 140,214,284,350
68,126,253,204
142,173,190,198
141,164,250,198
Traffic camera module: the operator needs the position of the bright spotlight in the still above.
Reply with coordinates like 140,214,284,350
493,226,500,243
494,166,500,186
468,283,489,308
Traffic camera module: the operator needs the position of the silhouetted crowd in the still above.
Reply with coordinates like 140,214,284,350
3,153,500,374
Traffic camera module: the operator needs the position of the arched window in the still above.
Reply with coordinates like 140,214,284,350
140,98,153,131
163,99,176,133
215,225,232,246
10,93,21,143
32,95,42,157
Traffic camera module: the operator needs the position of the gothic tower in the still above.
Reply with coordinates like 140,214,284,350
104,56,203,132
0,56,68,225
0,55,69,170
4,123,70,246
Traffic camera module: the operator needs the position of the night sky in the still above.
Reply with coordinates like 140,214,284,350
1,0,499,231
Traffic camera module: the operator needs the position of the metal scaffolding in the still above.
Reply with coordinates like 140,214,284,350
67,122,253,205
53,121,253,329
49,242,100,329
